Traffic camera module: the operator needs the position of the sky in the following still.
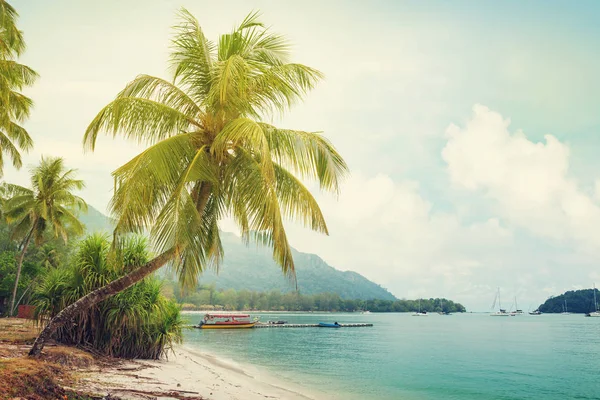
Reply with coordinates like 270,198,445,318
8,0,600,310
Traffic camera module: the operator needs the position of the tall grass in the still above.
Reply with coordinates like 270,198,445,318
32,234,183,359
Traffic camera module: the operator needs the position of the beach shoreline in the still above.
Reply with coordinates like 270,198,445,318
81,344,322,400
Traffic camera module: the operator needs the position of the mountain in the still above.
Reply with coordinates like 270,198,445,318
538,288,600,314
79,208,396,300
79,205,114,233
197,231,397,300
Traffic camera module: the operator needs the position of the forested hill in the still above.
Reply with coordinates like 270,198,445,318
197,231,397,300
77,208,396,301
538,288,600,314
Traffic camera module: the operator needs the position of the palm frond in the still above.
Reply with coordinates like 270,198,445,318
170,8,215,102
83,97,199,151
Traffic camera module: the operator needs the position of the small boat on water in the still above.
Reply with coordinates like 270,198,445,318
438,299,452,315
198,313,258,329
585,283,600,317
561,299,571,315
510,297,523,315
318,322,341,328
490,288,510,316
529,309,542,315
267,320,288,325
412,299,428,316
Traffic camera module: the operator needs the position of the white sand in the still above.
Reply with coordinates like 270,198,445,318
81,345,321,400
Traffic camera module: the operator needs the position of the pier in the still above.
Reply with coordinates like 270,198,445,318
189,323,374,329
254,323,373,328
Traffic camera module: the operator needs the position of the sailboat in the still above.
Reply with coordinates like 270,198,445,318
561,298,571,315
412,298,427,316
585,284,600,317
490,287,510,316
510,296,523,316
437,298,451,315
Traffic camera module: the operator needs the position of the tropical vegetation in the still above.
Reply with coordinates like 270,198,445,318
173,284,466,313
0,0,37,177
538,288,600,314
29,8,347,355
32,234,183,359
2,156,87,316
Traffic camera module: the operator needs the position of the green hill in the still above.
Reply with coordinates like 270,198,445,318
197,231,396,300
78,208,396,300
78,205,114,233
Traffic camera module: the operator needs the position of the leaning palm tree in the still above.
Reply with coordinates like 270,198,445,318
0,0,37,177
29,9,347,355
4,156,87,315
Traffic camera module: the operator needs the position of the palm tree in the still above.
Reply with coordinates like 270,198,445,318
0,0,38,177
29,9,347,356
3,156,87,316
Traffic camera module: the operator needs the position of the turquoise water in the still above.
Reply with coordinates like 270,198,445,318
183,312,600,399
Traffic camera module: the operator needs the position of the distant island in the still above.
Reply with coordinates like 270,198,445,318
538,288,599,314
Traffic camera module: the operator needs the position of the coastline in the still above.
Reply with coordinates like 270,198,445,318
81,344,322,400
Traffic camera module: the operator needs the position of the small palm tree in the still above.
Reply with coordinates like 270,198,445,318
0,1,38,176
3,156,87,315
29,9,347,355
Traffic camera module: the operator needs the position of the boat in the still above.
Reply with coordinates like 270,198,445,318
585,284,600,317
318,322,341,328
198,313,258,329
561,299,571,315
437,298,451,315
267,320,288,325
510,296,523,315
361,310,372,314
490,287,510,316
412,298,428,316
529,309,542,315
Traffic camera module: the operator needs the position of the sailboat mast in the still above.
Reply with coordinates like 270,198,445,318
498,287,502,310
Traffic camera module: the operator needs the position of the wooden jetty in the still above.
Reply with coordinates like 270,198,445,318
253,323,373,328
189,323,373,329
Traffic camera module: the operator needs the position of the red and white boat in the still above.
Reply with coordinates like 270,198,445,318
198,313,258,329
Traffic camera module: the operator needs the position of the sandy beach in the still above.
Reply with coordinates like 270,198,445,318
80,345,321,400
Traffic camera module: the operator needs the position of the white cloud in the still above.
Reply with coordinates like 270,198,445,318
443,104,600,254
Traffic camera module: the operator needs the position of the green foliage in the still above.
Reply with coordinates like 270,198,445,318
32,234,183,359
0,250,40,305
3,156,87,244
538,288,600,314
0,220,65,314
172,284,466,313
2,156,87,315
0,0,38,176
83,9,348,289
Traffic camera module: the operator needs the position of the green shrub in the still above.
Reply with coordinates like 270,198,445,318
33,234,183,359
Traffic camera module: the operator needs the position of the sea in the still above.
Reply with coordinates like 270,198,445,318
183,312,600,399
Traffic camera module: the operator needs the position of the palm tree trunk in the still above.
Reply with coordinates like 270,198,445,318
28,247,176,356
29,182,213,356
9,227,34,316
